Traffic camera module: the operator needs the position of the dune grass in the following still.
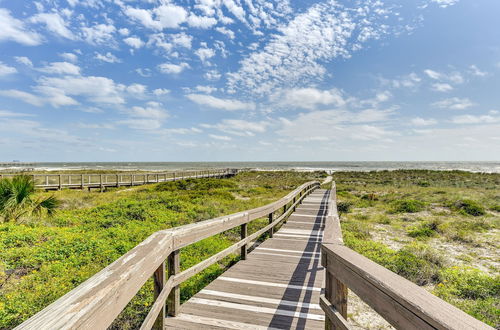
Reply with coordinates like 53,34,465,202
333,170,499,327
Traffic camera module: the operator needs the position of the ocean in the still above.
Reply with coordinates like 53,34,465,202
1,161,500,173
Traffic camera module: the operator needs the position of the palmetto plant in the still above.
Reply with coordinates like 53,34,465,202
0,175,59,223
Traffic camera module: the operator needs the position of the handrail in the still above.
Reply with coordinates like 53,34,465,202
16,180,320,330
0,169,238,191
320,182,492,330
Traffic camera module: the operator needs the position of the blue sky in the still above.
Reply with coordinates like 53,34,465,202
0,0,499,161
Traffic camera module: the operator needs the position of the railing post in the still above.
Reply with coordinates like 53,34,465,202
167,250,180,317
173,172,176,181
283,204,288,223
152,262,166,329
100,174,104,192
323,255,348,330
293,196,297,212
116,174,119,188
156,173,159,183
58,174,62,190
46,175,49,186
131,174,134,186
81,174,84,190
240,223,248,260
268,212,274,238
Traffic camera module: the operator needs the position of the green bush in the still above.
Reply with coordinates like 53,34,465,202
407,220,441,238
390,199,425,213
337,201,352,214
434,267,500,326
452,200,485,216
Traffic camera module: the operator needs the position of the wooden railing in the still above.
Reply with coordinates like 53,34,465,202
320,182,492,330
16,181,320,329
0,169,237,191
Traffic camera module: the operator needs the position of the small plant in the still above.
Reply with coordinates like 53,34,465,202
407,219,441,238
452,200,485,216
390,199,425,213
337,201,352,214
0,175,59,223
489,205,500,212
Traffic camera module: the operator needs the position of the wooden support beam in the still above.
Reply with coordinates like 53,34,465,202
167,250,180,317
268,212,274,238
240,223,248,260
152,262,166,329
58,174,62,190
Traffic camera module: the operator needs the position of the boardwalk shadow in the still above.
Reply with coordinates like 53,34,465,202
267,190,329,329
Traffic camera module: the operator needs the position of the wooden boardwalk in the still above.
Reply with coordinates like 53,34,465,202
164,189,329,329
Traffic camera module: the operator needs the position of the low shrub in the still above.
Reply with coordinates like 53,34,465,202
390,199,425,213
337,201,352,214
452,199,485,216
407,219,441,238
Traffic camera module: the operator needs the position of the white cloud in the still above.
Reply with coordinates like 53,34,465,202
278,109,395,142
118,28,129,36
30,12,75,40
82,23,115,45
451,114,500,124
195,85,217,94
14,56,33,67
38,62,81,75
0,9,42,46
468,65,487,77
424,69,463,84
187,14,217,28
136,68,152,77
209,134,232,141
59,52,78,63
0,62,17,76
34,75,127,106
424,69,442,80
215,27,235,39
204,70,221,81
0,89,44,106
227,1,395,95
186,94,256,111
431,83,453,92
411,117,437,126
158,62,189,74
120,101,168,130
126,83,147,96
95,52,120,63
271,88,346,110
432,97,475,110
389,73,421,89
125,4,187,30
0,110,34,118
153,88,170,96
124,36,144,49
431,0,459,8
206,119,268,136
195,46,216,64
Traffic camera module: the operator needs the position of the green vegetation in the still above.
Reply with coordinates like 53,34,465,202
390,199,426,213
334,170,500,327
0,175,59,223
0,171,324,329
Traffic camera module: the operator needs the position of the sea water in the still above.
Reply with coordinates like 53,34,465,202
1,161,499,173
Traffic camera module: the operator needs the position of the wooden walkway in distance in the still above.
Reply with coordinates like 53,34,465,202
165,189,329,329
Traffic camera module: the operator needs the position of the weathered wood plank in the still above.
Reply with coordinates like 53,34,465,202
322,243,493,330
319,295,350,330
